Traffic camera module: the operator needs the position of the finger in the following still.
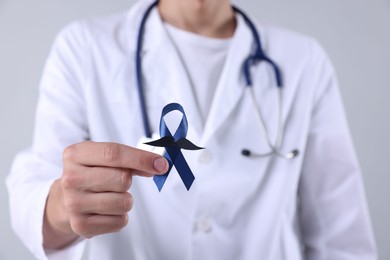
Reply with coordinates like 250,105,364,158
66,192,133,215
70,214,128,238
63,142,168,175
79,166,133,192
62,164,156,193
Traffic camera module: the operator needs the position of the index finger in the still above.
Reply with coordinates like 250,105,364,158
63,142,168,176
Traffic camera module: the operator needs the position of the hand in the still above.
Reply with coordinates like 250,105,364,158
43,142,168,249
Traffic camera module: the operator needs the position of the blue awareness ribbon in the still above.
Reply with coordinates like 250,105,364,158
144,103,203,191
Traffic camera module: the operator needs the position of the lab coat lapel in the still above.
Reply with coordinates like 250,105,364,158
140,9,203,138
201,15,252,145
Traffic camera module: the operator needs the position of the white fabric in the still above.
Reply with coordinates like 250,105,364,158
6,1,377,260
164,22,231,123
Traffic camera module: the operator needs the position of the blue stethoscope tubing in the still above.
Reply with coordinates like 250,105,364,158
135,0,299,159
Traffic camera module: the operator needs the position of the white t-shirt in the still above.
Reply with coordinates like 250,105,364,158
164,22,232,123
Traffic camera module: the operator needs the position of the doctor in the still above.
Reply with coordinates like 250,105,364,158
7,0,377,259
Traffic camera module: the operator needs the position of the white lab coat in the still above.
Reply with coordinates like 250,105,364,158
6,1,377,260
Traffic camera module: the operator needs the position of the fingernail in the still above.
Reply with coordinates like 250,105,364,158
154,157,167,173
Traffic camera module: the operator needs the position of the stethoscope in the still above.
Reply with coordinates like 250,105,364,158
136,0,299,159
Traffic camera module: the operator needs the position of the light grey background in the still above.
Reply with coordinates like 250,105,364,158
0,0,389,259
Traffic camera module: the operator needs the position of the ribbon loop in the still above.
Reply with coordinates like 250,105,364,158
145,103,203,191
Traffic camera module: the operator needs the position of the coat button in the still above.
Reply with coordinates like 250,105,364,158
198,149,213,164
196,218,212,233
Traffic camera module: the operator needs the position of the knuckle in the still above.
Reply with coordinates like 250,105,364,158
122,193,133,212
63,144,78,162
114,215,129,232
61,171,77,189
103,143,121,163
120,170,132,191
69,216,89,237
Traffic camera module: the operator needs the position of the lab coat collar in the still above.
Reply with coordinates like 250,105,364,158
201,14,252,145
141,8,205,138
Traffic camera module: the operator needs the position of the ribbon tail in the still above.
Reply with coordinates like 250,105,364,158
153,173,168,192
171,151,195,191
